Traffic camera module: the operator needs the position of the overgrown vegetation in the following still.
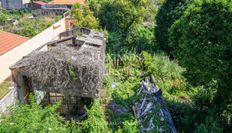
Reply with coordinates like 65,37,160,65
0,95,67,132
0,0,231,132
0,81,10,99
76,99,108,133
0,9,60,37
169,0,232,131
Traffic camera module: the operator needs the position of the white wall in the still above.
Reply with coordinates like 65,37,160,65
0,87,17,117
0,18,66,84
22,0,30,4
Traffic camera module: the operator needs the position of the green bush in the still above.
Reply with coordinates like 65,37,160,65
77,99,108,133
0,95,67,132
195,116,223,133
122,119,139,133
193,85,217,111
0,11,7,24
155,0,190,54
142,51,192,101
169,0,232,103
125,24,154,52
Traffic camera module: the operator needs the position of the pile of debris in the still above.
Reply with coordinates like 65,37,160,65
134,75,177,133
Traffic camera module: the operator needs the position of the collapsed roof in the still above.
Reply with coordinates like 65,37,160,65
10,27,105,98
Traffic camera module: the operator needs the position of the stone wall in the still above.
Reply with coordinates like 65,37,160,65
0,86,17,117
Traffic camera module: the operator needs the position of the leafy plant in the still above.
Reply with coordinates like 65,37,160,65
77,99,109,133
0,95,67,132
195,116,223,133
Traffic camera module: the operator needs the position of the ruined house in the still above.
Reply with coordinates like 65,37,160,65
40,0,85,15
10,27,105,115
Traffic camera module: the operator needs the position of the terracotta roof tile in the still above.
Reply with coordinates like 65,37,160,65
33,1,47,5
0,31,29,56
50,0,85,5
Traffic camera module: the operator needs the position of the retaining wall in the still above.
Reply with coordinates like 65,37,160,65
0,87,17,117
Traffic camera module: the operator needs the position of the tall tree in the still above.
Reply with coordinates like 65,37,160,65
71,4,99,29
169,0,232,105
155,0,190,55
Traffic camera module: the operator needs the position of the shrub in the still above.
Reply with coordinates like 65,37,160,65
122,119,139,133
0,95,67,132
155,0,190,54
78,99,108,133
195,116,223,133
142,51,187,101
126,24,154,52
0,11,7,24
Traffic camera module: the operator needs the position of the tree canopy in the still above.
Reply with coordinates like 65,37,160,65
71,4,99,29
169,0,232,103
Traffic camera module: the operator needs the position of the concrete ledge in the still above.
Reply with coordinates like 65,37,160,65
0,86,17,117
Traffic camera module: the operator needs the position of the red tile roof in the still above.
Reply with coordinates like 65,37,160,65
0,31,29,56
49,0,85,5
33,1,47,5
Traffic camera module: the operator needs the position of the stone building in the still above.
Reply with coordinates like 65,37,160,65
1,0,30,10
10,27,105,116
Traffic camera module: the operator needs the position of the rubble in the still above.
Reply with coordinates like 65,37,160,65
134,75,177,133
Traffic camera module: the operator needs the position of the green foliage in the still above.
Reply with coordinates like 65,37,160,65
0,10,57,37
104,53,142,131
142,52,194,101
106,78,140,132
193,85,217,111
105,52,143,81
0,81,10,99
122,119,139,133
169,0,232,103
106,32,124,53
67,60,78,80
96,0,156,34
221,104,232,130
1,0,230,132
71,4,99,29
125,24,154,52
98,0,142,34
0,95,67,132
77,99,108,133
155,0,191,54
0,11,7,24
112,79,140,107
90,0,157,53
195,116,223,133
14,17,54,37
